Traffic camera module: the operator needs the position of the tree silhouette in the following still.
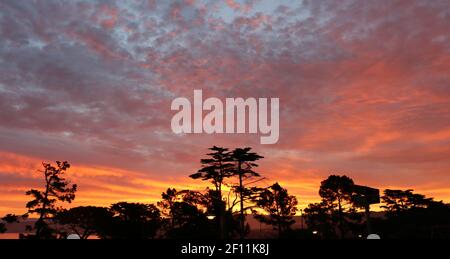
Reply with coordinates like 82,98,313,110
6,147,449,240
190,146,233,194
56,206,112,239
24,161,77,239
167,201,214,238
230,147,264,239
255,182,298,238
2,214,21,224
189,146,234,238
319,175,355,239
377,189,450,238
157,188,179,230
382,189,435,215
159,189,217,238
105,202,161,239
304,202,336,239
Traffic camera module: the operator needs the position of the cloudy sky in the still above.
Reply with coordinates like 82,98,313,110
1,0,449,215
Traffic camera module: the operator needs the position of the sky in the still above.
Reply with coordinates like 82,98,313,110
0,0,450,216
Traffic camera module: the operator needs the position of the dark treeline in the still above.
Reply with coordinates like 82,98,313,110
1,146,450,239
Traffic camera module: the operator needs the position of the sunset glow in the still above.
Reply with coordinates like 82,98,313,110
1,0,450,217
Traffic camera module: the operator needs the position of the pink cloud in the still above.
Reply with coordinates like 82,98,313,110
0,0,449,215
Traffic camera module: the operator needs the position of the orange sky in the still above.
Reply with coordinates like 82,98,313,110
1,0,450,216
1,146,449,216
